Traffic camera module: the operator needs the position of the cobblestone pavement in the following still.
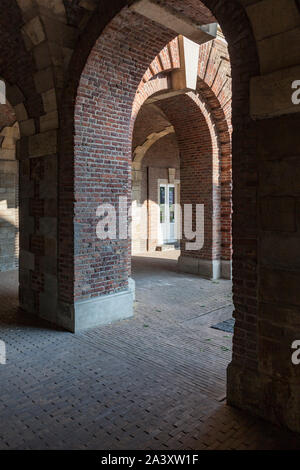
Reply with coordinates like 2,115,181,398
0,253,299,450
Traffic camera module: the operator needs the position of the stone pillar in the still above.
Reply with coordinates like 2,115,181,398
131,168,145,254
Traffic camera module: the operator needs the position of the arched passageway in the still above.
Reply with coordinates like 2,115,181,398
61,0,300,432
129,56,235,409
0,0,299,441
0,96,19,273
131,61,230,279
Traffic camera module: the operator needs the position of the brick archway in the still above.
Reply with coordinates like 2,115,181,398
64,9,178,329
132,89,223,278
58,0,262,425
131,36,232,277
157,91,221,278
58,0,300,435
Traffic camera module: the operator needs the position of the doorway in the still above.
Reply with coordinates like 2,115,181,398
158,182,180,246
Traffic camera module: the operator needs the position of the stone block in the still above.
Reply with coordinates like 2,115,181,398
19,119,35,137
16,0,35,11
260,197,296,232
62,24,78,48
34,68,55,94
22,16,45,46
257,114,300,160
20,215,34,235
39,180,57,199
261,232,300,270
42,15,62,42
6,84,24,106
178,256,221,279
40,111,59,133
221,260,232,280
36,0,66,17
39,291,58,324
17,136,29,160
14,103,28,122
44,198,57,217
48,41,64,67
44,236,57,257
2,136,15,150
33,42,52,70
39,255,57,275
131,0,217,45
19,268,31,289
19,249,35,271
57,279,135,333
258,28,300,75
39,216,57,238
20,159,30,178
260,157,300,196
246,0,299,42
251,65,300,119
63,47,73,69
28,130,57,158
42,89,57,113
44,273,58,295
19,181,34,199
19,287,35,314
0,148,15,160
44,154,58,178
260,267,300,307
260,302,300,329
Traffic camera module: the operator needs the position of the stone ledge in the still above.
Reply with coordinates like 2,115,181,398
250,65,300,119
178,256,221,280
227,361,300,433
221,260,232,280
57,278,136,333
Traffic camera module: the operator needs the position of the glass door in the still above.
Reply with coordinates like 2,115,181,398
159,184,176,244
168,185,176,242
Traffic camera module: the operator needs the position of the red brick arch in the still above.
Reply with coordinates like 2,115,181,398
157,92,221,265
131,87,222,270
64,0,259,340
131,36,232,266
59,0,260,425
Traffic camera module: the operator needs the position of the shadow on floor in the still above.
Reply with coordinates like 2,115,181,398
0,262,299,449
0,270,64,332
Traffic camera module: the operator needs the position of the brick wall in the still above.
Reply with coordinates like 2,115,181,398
0,162,19,272
72,8,176,304
71,6,231,305
0,101,19,272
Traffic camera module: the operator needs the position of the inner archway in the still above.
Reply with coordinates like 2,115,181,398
130,34,234,403
0,97,19,274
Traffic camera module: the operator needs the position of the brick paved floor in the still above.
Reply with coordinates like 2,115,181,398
0,252,299,450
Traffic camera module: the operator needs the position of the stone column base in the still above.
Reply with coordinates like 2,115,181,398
227,361,300,433
57,278,135,333
178,256,221,279
221,260,232,280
